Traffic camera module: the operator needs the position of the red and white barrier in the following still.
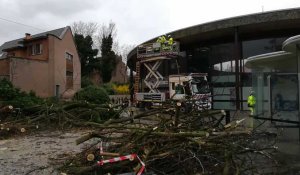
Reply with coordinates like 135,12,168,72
97,141,145,175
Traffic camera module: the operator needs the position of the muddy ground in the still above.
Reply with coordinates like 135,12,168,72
0,129,95,175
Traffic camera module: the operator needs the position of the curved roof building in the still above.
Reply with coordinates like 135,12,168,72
128,8,300,110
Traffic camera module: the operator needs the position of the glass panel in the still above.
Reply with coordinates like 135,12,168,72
213,102,236,110
251,71,264,116
213,63,221,71
212,75,235,83
242,37,288,59
222,61,232,72
175,84,184,94
271,74,299,125
212,87,236,110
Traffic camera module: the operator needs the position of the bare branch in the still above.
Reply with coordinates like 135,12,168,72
71,21,98,37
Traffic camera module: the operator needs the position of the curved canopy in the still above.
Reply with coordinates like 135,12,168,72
245,34,300,71
283,35,300,53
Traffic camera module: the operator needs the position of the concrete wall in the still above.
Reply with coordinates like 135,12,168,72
50,28,81,96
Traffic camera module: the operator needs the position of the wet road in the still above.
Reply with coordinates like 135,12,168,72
0,129,92,175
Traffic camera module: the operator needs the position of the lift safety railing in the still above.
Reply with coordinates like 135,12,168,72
137,41,180,59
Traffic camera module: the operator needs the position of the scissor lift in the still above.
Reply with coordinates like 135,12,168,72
134,41,180,104
142,57,168,93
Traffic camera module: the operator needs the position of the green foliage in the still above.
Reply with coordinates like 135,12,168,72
8,96,41,108
0,78,18,100
75,85,109,104
101,83,115,95
100,34,117,83
44,96,60,104
81,76,94,88
74,34,99,76
0,79,42,108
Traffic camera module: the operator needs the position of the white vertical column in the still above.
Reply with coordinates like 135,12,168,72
257,74,263,116
297,44,300,141
267,75,272,118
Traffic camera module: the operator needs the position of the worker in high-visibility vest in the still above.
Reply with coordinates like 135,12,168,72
168,35,173,50
247,91,256,128
156,36,161,43
156,35,166,44
247,91,256,116
156,35,167,51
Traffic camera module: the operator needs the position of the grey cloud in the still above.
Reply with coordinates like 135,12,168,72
14,0,99,18
0,0,297,50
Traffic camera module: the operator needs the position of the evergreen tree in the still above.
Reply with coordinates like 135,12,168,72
74,34,98,76
100,34,117,83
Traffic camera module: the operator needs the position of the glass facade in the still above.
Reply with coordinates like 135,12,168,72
242,38,287,58
182,36,293,110
129,21,300,112
252,67,299,127
242,37,288,72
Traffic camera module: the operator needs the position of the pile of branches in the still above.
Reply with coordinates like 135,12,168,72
0,102,124,138
60,104,279,175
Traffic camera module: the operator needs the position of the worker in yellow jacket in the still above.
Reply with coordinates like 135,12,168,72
247,91,256,128
156,35,167,51
156,35,166,44
167,35,173,51
247,91,256,116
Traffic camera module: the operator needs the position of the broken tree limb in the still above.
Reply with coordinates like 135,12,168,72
103,109,162,125
208,130,251,140
78,122,150,131
100,152,121,157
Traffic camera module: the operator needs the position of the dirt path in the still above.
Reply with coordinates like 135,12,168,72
0,129,93,175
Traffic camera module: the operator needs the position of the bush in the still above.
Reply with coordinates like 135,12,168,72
112,84,129,94
0,79,42,108
102,83,115,95
81,76,94,88
8,96,42,108
75,85,110,104
0,79,19,100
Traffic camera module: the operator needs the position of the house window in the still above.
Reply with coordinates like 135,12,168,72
65,52,73,61
66,52,74,89
66,71,73,77
30,43,42,55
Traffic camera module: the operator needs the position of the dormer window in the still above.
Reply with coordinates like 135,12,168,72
29,43,42,55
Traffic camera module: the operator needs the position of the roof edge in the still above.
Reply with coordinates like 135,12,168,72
245,51,293,68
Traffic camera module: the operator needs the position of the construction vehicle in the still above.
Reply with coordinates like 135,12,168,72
134,38,211,111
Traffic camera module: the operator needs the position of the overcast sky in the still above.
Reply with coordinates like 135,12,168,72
0,0,300,46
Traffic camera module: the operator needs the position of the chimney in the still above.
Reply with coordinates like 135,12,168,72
25,33,31,40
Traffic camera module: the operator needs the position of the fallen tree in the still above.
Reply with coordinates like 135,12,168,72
58,104,278,175
0,101,125,139
0,82,279,174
